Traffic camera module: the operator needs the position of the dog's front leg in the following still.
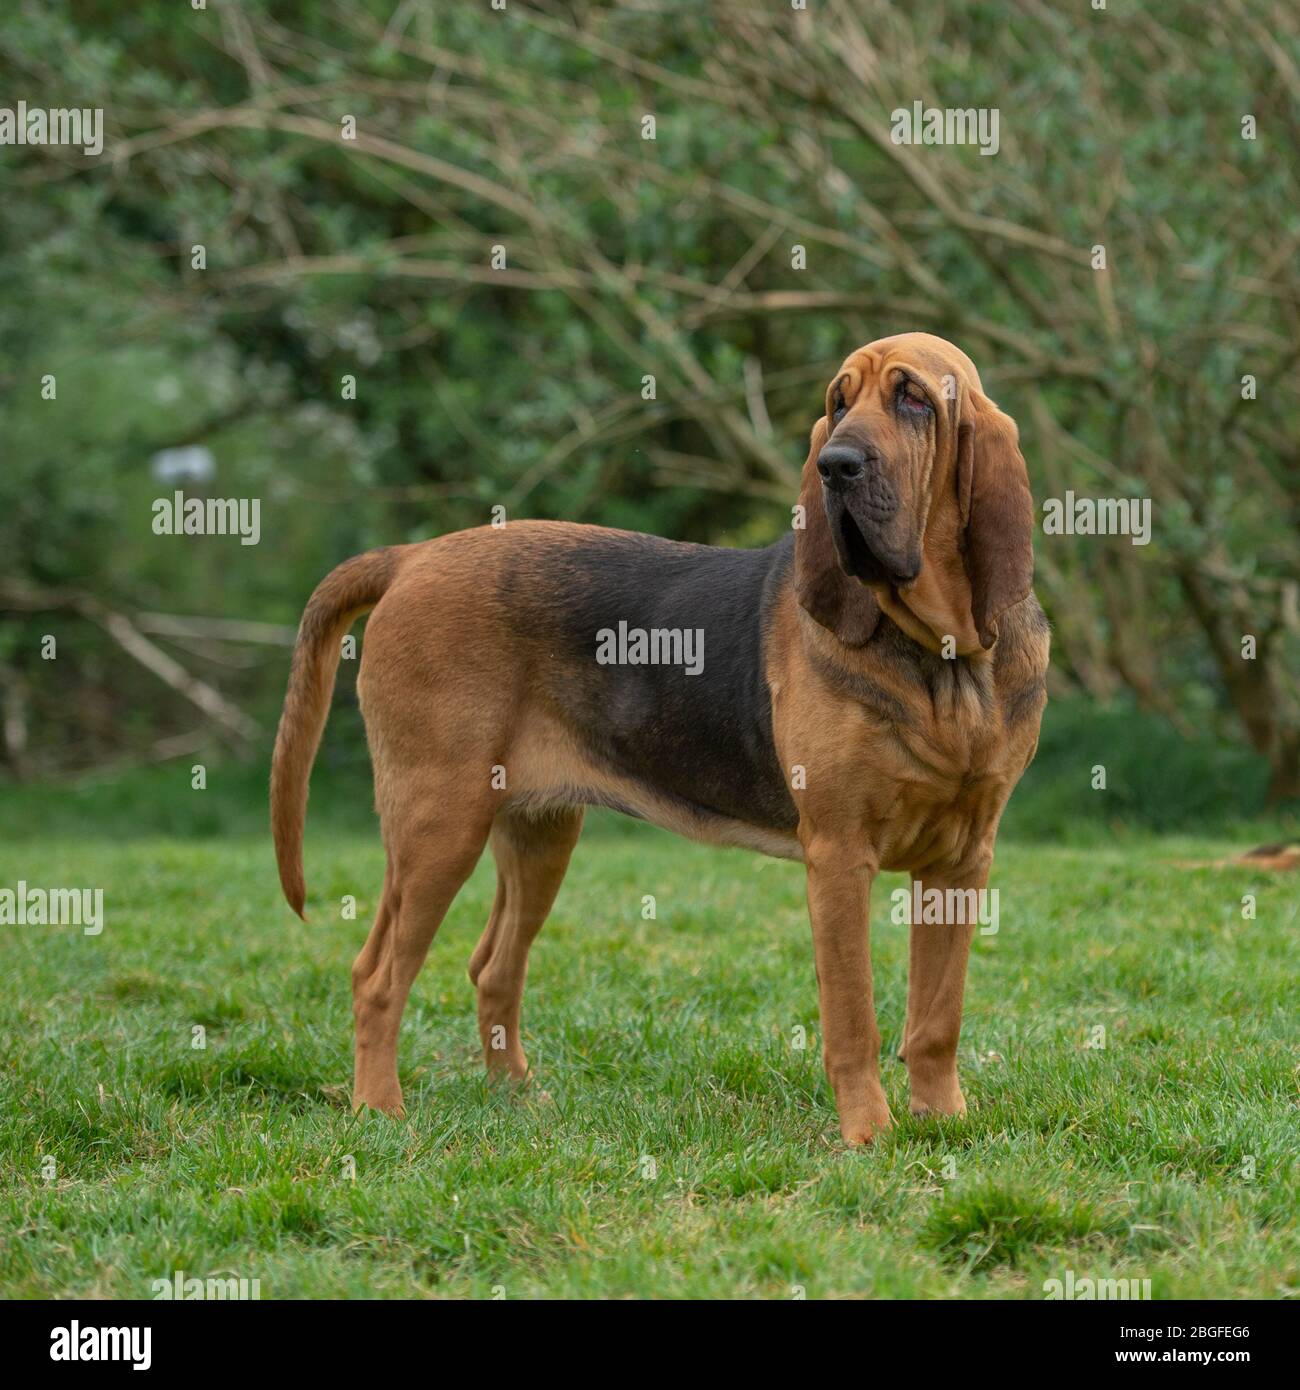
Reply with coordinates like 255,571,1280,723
902,859,988,1118
802,835,893,1145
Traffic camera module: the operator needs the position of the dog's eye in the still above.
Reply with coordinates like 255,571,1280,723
896,379,931,415
831,389,848,424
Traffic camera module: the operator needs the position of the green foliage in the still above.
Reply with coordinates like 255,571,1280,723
1003,700,1279,841
0,2,1296,793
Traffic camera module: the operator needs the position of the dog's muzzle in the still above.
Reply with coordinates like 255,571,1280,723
816,443,918,588
817,443,869,492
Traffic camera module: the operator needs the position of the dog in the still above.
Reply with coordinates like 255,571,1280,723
271,332,1049,1145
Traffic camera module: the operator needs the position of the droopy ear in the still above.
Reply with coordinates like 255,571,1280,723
793,416,880,646
956,391,1035,649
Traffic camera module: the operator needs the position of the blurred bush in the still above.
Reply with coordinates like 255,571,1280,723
1,1,1296,802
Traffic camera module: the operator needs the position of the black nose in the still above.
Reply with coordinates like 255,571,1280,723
817,443,868,490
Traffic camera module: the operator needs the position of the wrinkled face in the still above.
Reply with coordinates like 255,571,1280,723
815,337,968,589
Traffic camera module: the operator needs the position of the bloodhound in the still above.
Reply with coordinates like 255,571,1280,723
271,332,1048,1145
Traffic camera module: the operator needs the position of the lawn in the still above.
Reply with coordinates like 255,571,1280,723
1,792,1296,1299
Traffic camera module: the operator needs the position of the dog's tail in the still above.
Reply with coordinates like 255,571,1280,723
271,547,398,918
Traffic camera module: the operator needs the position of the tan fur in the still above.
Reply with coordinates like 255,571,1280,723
271,547,398,916
270,334,1048,1143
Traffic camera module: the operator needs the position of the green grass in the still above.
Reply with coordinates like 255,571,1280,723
2,799,1297,1298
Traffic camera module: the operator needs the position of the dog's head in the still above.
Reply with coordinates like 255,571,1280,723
793,332,1034,654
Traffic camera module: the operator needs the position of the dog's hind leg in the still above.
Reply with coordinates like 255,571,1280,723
352,798,491,1115
473,806,584,1083
466,877,505,990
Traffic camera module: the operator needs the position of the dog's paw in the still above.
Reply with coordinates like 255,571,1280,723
838,1098,895,1146
352,1090,406,1118
908,1087,966,1118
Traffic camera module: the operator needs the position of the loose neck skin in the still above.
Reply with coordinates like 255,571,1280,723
868,513,986,658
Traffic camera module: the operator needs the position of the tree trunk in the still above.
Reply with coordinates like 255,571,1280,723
1266,732,1300,804
1178,566,1300,804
